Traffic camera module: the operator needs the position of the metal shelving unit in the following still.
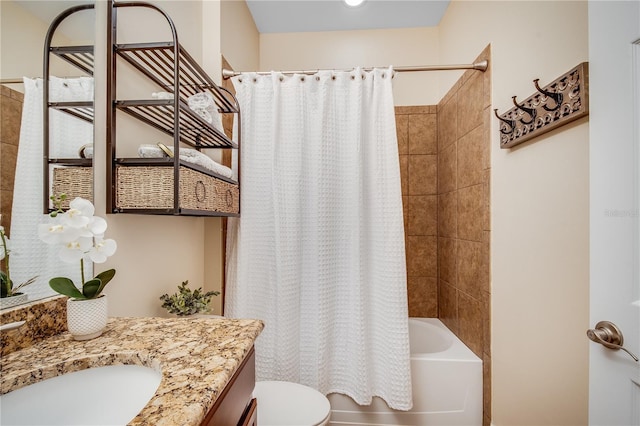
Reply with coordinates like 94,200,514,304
106,0,240,217
43,4,95,213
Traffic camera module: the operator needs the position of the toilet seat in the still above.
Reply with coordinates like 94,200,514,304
253,381,331,426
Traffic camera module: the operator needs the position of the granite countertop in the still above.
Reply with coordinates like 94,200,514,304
0,316,264,426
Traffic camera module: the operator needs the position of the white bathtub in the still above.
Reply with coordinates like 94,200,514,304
328,318,483,426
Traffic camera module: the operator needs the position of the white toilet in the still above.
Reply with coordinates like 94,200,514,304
253,381,331,426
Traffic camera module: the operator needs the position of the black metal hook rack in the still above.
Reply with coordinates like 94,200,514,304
494,62,589,149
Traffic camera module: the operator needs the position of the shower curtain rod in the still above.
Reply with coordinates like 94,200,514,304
1,76,89,85
222,60,488,79
1,78,26,84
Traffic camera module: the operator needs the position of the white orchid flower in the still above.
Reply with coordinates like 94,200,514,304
59,207,91,231
58,236,94,264
88,216,108,237
38,221,84,245
68,197,95,217
89,238,117,263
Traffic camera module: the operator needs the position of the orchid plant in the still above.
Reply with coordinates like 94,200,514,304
38,195,117,300
0,218,37,298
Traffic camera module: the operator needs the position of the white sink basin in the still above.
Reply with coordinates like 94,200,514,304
0,364,162,425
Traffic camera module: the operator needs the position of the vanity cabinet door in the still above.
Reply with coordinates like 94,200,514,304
239,398,257,426
201,347,256,426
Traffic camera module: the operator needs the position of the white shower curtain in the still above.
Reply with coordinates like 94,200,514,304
226,68,412,410
10,77,94,301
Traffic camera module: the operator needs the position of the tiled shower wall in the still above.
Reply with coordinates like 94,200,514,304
0,85,24,236
396,105,438,318
400,45,491,425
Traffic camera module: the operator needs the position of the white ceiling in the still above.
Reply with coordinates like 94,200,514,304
246,0,451,33
13,0,451,36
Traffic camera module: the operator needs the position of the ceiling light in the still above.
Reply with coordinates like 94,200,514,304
344,0,365,7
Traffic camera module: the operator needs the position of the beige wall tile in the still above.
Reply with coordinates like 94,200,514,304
408,113,437,155
1,143,17,192
396,114,409,155
457,125,484,188
0,94,23,146
458,184,483,242
438,190,457,238
438,280,458,333
481,231,491,294
483,169,490,231
407,276,438,317
483,106,491,171
1,189,13,234
407,195,437,236
406,235,437,277
457,72,484,138
456,239,483,299
399,155,408,195
408,154,437,195
396,105,436,115
438,237,457,286
482,289,491,355
438,93,458,152
402,195,409,232
483,352,492,423
458,292,483,357
438,142,457,193
439,78,462,108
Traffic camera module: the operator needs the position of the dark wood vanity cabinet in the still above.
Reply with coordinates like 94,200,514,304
201,347,257,426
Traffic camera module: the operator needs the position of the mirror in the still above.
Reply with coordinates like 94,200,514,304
1,0,95,309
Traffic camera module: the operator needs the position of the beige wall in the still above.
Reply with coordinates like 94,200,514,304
0,1,81,88
260,27,440,106
0,1,47,82
438,1,589,425
221,0,260,73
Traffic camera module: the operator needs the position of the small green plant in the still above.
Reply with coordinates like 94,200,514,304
1,218,37,298
160,281,220,316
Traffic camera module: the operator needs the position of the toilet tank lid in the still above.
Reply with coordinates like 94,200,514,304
253,381,330,426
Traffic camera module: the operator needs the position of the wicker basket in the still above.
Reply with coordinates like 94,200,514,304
115,166,239,214
52,167,93,208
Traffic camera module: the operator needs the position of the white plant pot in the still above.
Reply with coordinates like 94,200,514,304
0,293,28,309
67,295,108,341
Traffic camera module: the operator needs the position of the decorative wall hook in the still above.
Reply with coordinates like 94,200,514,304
496,62,589,149
533,78,563,111
493,109,515,135
511,96,537,125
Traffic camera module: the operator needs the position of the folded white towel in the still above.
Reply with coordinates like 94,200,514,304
136,144,233,179
138,144,165,158
152,91,174,100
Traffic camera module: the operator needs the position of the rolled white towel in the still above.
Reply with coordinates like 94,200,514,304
188,92,223,133
152,91,175,100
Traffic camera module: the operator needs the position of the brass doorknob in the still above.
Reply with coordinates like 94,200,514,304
587,321,638,362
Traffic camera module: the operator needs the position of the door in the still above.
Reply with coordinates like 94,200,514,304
588,2,640,425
